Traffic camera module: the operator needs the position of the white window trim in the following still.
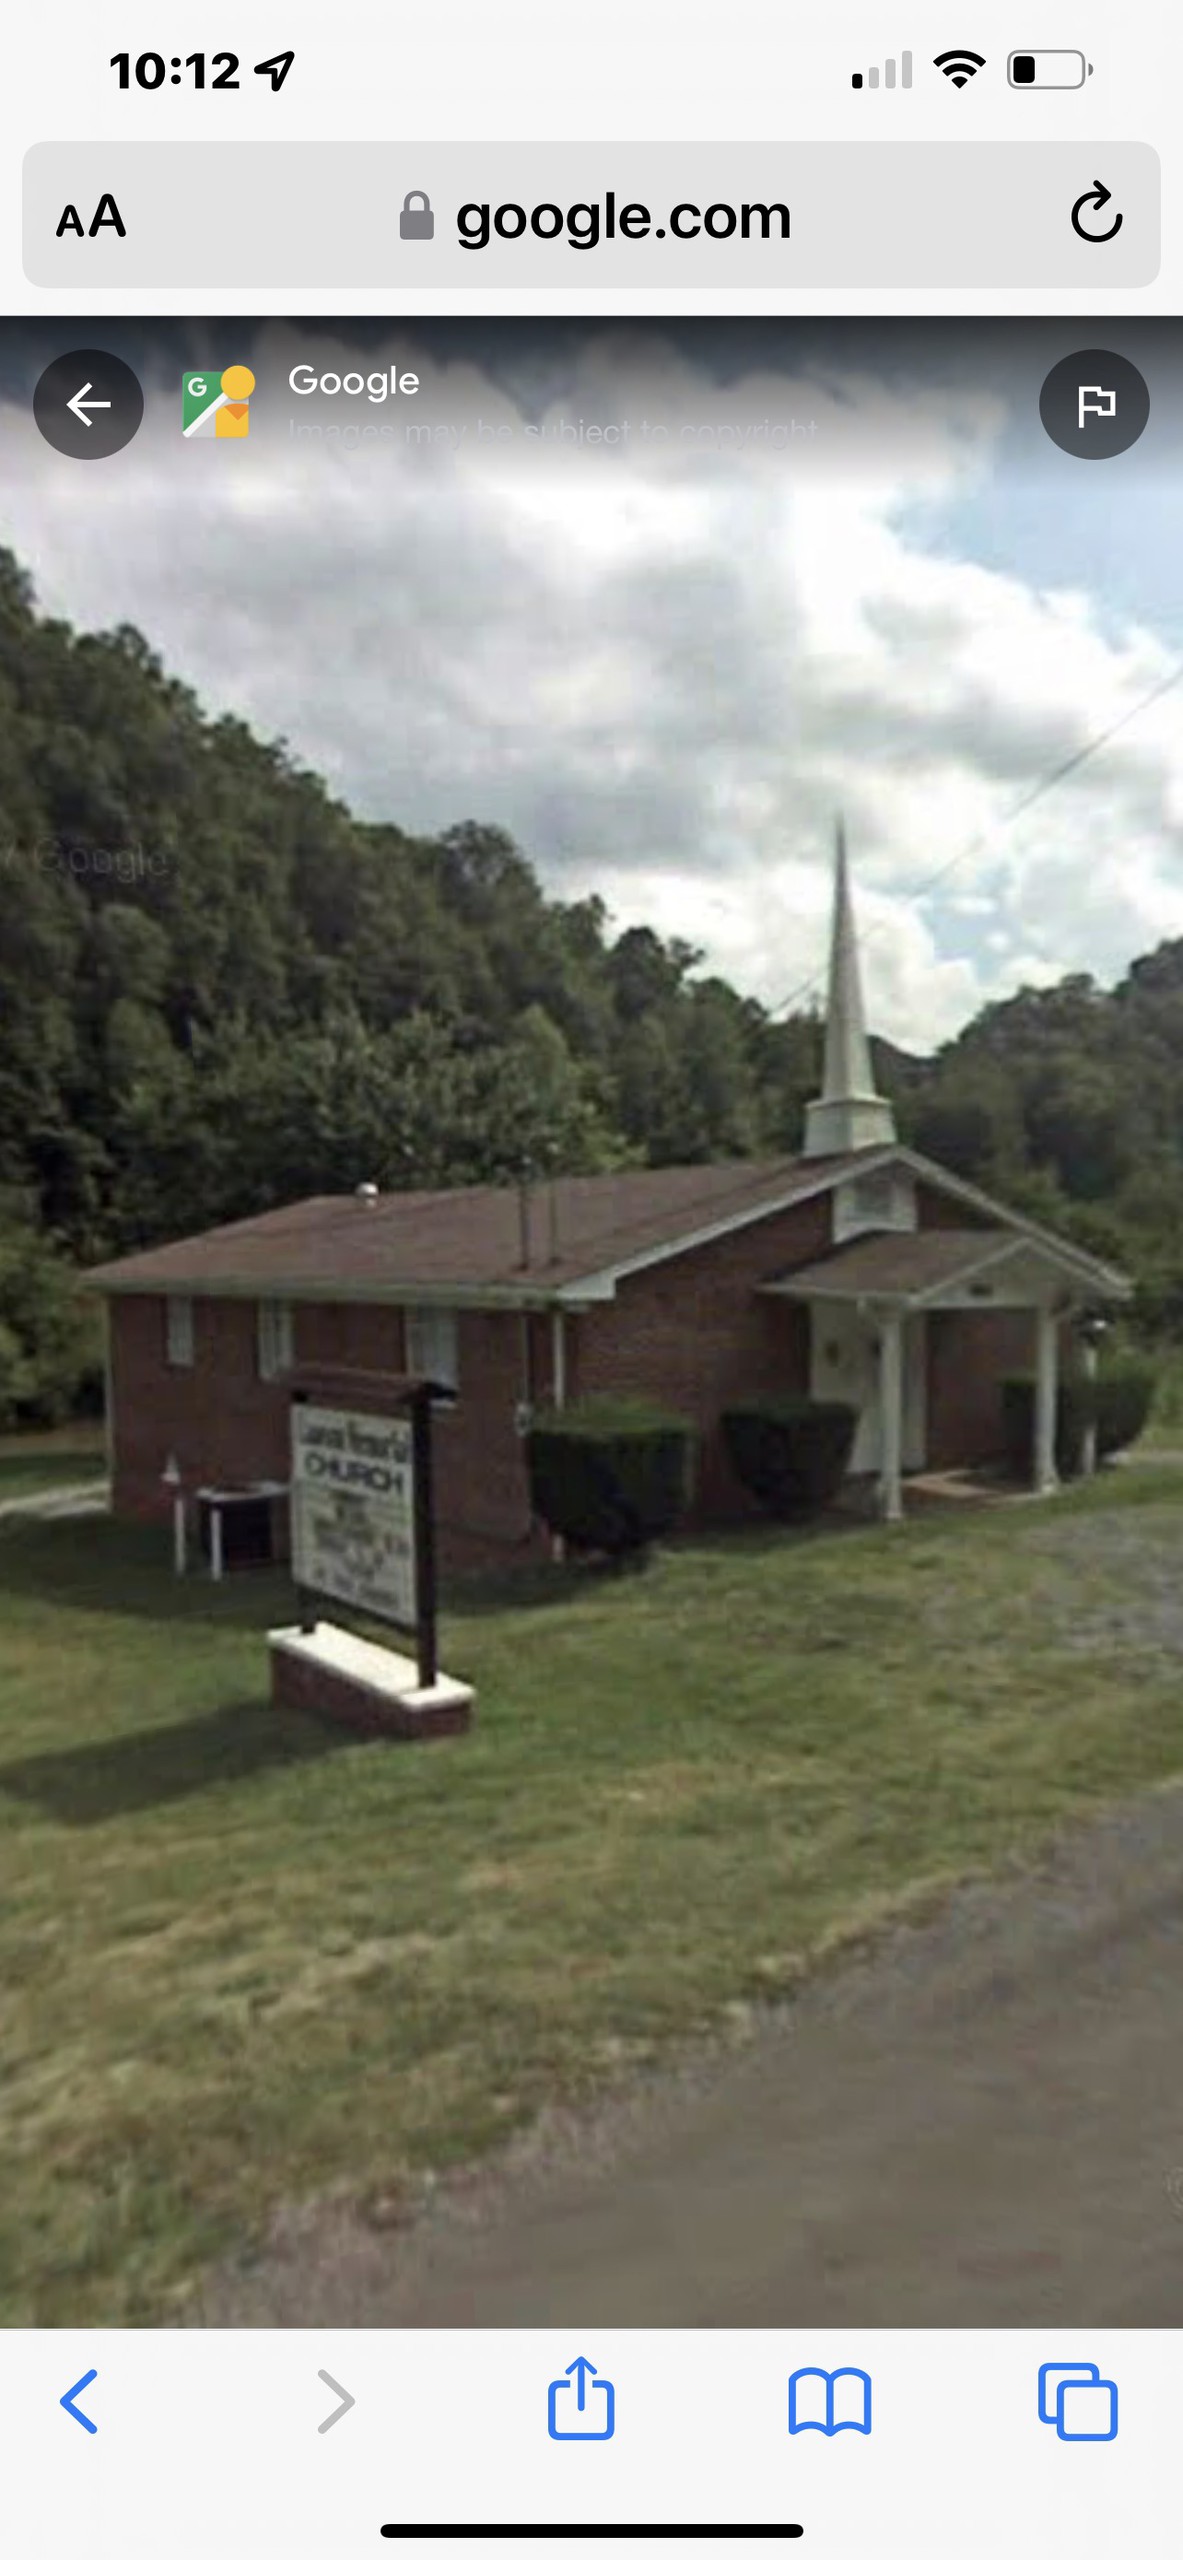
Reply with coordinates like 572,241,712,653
257,1298,294,1382
405,1305,460,1397
165,1295,195,1369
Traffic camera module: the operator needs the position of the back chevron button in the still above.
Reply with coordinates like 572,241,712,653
60,2369,98,2433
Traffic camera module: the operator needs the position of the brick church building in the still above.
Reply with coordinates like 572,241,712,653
89,833,1128,1564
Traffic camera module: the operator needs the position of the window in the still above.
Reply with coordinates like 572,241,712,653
256,1298,294,1381
406,1305,459,1395
165,1295,195,1368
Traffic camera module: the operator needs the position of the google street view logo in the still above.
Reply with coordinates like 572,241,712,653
182,366,256,439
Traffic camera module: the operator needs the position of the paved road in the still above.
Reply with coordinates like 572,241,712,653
206,1782,1183,2327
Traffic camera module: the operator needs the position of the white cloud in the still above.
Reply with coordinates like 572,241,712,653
4,322,1181,1050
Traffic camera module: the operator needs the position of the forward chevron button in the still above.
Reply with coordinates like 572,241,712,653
318,2369,356,2432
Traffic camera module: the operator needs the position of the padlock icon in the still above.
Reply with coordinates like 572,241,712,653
400,189,435,241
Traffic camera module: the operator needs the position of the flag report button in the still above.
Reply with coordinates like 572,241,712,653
1039,347,1150,459
33,348,144,458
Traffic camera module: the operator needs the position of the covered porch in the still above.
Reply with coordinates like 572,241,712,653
765,1227,1118,1524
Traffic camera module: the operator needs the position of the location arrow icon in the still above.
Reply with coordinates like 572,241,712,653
61,2368,98,2433
317,2368,355,2432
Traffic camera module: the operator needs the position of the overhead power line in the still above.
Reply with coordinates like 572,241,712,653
765,656,1183,1024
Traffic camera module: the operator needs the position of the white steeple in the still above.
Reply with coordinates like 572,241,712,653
803,821,898,1158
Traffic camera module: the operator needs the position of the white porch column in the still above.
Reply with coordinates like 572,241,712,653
1081,1337,1099,1478
1034,1306,1060,1495
879,1311,905,1523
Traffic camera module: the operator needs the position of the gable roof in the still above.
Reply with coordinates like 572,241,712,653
86,1153,870,1305
86,1143,1130,1307
768,1226,1109,1306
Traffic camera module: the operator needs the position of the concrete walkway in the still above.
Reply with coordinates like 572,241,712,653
204,1780,1183,2328
0,1481,109,1522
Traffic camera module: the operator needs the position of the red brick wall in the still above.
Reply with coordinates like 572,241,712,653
108,1192,833,1551
297,1301,401,1372
569,1192,824,1521
925,1309,1079,1470
270,1639,471,1738
915,1178,993,1231
110,1295,290,1516
107,1170,1073,1564
431,1309,545,1568
299,1301,547,1568
109,1293,549,1572
911,1183,1031,1471
925,1307,1034,1470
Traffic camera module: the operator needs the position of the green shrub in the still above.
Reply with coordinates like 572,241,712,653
722,1395,856,1520
0,1316,35,1428
1002,1352,1155,1479
1001,1373,1091,1479
1094,1353,1155,1458
526,1395,696,1557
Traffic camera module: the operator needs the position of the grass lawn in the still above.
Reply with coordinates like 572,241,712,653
3,1470,1183,2323
0,1423,107,1503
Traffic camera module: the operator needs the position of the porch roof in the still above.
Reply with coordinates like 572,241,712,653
764,1226,1109,1310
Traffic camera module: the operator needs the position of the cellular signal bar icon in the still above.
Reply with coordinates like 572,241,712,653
852,51,912,89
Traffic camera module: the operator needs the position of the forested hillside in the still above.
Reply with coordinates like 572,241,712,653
2,543,1183,1414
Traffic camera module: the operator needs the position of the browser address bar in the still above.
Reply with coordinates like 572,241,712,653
24,140,1160,286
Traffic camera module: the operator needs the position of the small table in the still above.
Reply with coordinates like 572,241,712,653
196,1481,289,1580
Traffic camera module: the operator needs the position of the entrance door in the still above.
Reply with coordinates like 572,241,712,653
808,1306,927,1475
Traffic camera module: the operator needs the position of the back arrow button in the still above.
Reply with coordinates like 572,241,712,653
318,2369,355,2432
61,2368,98,2433
33,349,143,458
66,381,113,427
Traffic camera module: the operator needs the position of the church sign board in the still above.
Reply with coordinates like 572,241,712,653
291,1403,417,1625
289,1374,438,1688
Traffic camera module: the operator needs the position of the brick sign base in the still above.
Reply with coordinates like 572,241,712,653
269,1623,474,1742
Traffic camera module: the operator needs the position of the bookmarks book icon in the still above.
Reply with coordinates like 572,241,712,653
789,2365,872,2434
182,366,256,439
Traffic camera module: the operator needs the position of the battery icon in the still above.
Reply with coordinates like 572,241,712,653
1008,49,1093,87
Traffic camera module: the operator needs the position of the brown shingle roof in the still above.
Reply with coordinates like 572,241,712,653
86,1152,877,1303
771,1227,1057,1302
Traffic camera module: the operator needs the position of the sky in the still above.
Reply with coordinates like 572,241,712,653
3,314,1183,1055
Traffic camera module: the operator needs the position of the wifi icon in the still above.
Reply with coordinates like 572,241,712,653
934,47,985,85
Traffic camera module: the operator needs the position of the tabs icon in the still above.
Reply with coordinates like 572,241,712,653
1038,2361,1118,2442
